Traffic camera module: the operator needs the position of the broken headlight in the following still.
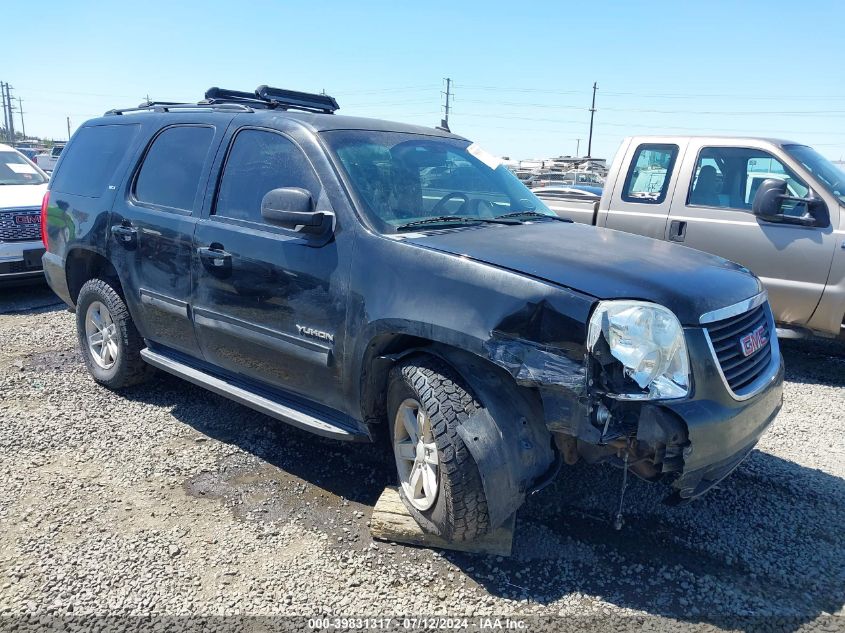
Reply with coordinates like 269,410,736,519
587,300,690,400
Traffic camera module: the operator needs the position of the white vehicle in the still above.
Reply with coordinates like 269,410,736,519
0,144,49,284
34,144,64,172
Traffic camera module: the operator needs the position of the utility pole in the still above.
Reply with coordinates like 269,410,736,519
2,83,15,143
441,77,452,131
17,97,25,139
0,83,8,142
587,81,598,158
576,138,581,156
67,117,72,141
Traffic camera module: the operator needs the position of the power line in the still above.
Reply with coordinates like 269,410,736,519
453,110,845,137
455,97,845,117
456,84,845,101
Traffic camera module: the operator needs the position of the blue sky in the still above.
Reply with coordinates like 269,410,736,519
6,0,845,162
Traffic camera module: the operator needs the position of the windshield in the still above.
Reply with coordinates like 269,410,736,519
0,151,48,186
783,144,845,205
323,131,555,233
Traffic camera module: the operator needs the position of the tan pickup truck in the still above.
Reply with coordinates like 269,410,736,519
534,136,845,338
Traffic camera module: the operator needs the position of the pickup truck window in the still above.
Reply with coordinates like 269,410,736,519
214,129,320,224
134,125,214,213
621,144,678,204
323,130,553,233
689,147,808,214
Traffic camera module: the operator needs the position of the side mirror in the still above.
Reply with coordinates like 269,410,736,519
260,187,334,236
752,178,819,227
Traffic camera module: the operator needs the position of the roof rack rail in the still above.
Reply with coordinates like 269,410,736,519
204,85,339,114
105,102,253,116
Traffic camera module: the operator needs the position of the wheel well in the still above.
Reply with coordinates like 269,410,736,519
360,334,428,427
65,249,121,305
359,335,522,432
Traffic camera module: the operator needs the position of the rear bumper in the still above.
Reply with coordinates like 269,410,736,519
41,251,73,307
0,240,45,284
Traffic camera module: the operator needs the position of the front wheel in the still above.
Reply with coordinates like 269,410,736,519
387,356,490,542
76,278,153,389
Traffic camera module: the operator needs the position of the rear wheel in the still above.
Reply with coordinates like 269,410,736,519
76,278,153,389
387,355,490,541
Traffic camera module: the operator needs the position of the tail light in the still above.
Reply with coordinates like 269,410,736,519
40,190,50,247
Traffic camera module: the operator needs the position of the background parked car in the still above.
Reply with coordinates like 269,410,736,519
34,144,64,172
0,143,49,285
14,147,41,162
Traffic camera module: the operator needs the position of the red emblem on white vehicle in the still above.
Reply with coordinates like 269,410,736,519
14,214,40,225
740,325,768,357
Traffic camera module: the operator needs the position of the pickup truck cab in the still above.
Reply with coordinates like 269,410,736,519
42,90,783,542
535,136,845,338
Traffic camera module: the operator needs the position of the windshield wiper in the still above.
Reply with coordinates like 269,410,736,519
494,210,572,222
396,215,518,232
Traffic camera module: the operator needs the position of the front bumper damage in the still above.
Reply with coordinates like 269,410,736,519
484,316,784,504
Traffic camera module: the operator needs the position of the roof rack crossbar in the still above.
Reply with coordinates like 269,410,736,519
104,85,339,116
204,85,339,114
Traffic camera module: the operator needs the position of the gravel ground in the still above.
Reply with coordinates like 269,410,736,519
0,284,843,632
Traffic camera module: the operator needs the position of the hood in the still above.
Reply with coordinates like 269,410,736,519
405,221,763,326
0,183,48,209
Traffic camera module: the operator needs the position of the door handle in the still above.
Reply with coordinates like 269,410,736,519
669,220,687,242
110,222,137,245
197,246,232,268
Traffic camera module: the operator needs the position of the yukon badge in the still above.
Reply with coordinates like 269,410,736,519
739,325,767,357
296,324,335,344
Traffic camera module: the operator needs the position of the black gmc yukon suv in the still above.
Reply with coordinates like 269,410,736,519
41,86,784,541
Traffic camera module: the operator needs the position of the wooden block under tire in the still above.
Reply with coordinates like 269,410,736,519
369,486,514,557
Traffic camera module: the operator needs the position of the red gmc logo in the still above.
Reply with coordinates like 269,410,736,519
740,325,768,357
13,215,40,225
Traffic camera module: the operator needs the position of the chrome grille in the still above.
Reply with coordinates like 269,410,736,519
704,303,773,394
0,207,41,241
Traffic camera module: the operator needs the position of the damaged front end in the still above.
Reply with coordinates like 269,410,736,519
485,297,783,508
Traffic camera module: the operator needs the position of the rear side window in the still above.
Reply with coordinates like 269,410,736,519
50,125,140,198
134,126,214,212
214,129,320,224
621,144,678,204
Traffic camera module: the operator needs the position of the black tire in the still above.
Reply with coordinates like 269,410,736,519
387,355,490,542
75,278,154,389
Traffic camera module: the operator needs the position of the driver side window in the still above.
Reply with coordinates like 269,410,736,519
214,129,320,225
689,147,808,215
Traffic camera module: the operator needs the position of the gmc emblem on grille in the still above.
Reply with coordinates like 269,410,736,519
14,215,40,225
740,325,767,357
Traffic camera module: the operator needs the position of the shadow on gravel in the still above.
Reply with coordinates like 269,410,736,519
780,337,845,387
115,339,844,629
120,372,394,534
443,451,845,629
0,282,63,315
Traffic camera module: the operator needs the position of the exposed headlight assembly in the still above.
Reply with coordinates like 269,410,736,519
587,300,690,400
